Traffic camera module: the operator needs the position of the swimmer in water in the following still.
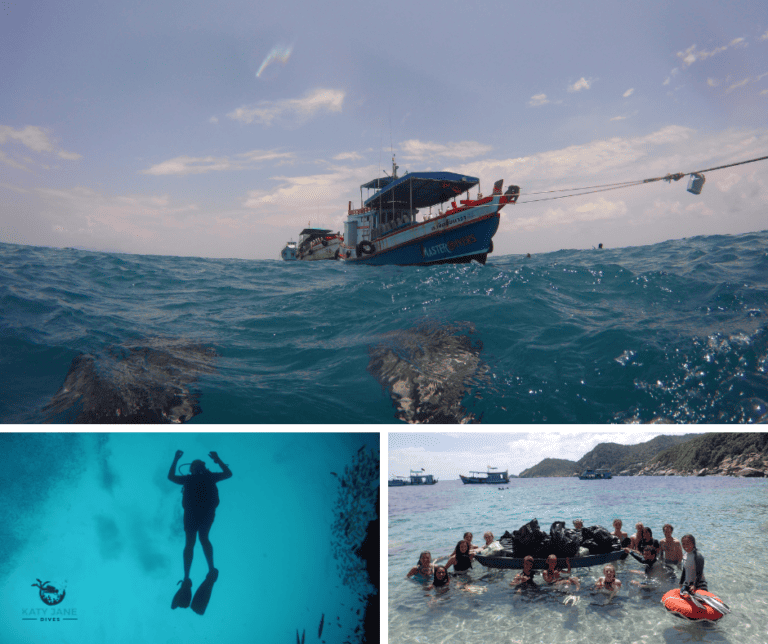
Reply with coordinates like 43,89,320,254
445,540,474,573
427,565,450,590
463,531,481,552
595,564,621,591
680,534,707,591
625,545,663,584
511,555,538,590
542,555,581,590
629,522,644,551
659,524,683,565
612,519,628,542
407,551,434,579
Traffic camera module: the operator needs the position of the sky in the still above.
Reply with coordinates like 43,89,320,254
388,430,706,479
1,0,767,260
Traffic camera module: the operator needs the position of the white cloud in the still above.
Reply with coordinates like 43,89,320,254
36,186,200,242
142,150,294,176
761,89,768,96
0,125,81,164
568,77,592,92
663,77,671,86
333,152,363,161
227,88,344,126
676,44,730,68
622,88,634,98
610,116,627,121
209,116,219,124
725,78,750,93
399,140,493,162
707,78,720,87
505,197,624,233
729,37,747,48
760,30,768,41
529,94,550,107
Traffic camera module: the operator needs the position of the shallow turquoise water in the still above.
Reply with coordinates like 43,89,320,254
388,476,768,643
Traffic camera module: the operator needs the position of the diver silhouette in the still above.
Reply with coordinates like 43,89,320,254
168,450,232,612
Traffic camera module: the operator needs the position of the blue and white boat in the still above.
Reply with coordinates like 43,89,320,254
280,240,297,260
340,157,519,266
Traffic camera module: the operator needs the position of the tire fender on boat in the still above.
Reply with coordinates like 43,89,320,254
357,241,375,255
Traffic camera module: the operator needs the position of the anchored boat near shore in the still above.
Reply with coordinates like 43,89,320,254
388,469,438,487
578,469,612,480
460,467,510,485
340,157,519,266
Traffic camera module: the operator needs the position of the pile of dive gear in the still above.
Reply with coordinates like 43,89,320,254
498,519,625,558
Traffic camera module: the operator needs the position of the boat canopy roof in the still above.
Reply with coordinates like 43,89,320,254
299,228,332,236
363,171,479,209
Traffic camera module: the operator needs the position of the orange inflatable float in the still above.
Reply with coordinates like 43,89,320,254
661,588,730,621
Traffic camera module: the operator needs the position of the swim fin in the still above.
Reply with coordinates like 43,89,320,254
191,568,218,615
693,592,731,615
171,578,192,609
680,589,704,610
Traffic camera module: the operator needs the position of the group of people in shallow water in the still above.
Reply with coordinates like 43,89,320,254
406,520,709,596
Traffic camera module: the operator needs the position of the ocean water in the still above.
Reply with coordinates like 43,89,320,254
2,230,768,424
388,476,768,644
0,432,378,644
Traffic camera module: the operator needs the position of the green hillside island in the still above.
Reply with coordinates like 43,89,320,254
518,433,768,478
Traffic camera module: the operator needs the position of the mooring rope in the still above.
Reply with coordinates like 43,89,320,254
515,154,768,204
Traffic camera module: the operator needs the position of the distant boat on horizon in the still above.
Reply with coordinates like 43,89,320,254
460,466,510,485
388,469,438,487
578,468,612,480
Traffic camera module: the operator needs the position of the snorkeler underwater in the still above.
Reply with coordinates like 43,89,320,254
0,432,379,643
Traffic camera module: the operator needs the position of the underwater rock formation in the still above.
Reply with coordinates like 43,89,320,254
43,338,218,423
367,320,488,423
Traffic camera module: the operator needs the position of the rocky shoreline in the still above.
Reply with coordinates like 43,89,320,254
620,452,768,477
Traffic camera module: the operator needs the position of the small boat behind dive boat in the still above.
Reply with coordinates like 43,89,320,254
280,240,298,260
297,228,342,261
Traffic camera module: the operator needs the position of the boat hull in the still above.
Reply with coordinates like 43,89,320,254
475,550,626,570
342,206,500,267
460,474,509,484
299,237,341,261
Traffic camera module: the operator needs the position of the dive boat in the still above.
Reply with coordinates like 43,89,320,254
297,228,343,261
388,469,438,487
460,467,510,485
280,240,298,260
578,469,612,480
340,157,519,266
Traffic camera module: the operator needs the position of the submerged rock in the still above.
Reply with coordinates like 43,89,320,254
43,338,218,423
367,320,489,424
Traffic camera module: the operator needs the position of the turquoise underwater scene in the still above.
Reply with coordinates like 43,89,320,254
2,230,768,424
0,432,379,644
389,476,768,644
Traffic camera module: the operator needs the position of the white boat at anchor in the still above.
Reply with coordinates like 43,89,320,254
296,228,343,261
